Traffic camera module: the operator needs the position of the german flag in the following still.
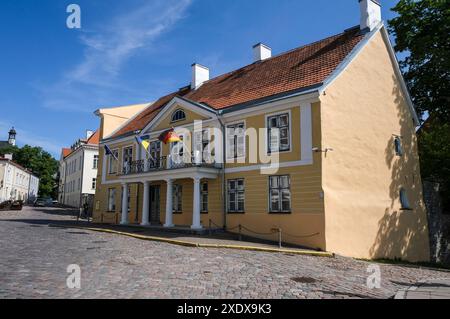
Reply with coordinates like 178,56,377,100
158,128,181,144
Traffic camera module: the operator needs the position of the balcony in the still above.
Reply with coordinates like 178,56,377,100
121,152,222,176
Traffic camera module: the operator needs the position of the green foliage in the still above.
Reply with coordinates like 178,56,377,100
0,145,58,198
418,122,450,211
389,0,450,122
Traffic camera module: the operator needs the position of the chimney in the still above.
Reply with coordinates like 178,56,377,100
253,43,272,62
191,63,209,90
359,0,382,32
86,130,94,140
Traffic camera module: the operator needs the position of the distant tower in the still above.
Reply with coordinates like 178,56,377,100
8,127,16,146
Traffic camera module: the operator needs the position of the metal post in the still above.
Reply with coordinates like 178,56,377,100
278,228,282,249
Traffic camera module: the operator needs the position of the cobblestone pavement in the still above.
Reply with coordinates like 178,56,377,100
1,207,449,299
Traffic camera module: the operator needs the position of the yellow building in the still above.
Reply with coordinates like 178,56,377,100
93,1,430,262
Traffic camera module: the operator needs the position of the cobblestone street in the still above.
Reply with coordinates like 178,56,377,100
0,207,448,299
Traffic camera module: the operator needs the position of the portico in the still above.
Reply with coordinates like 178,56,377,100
118,166,220,230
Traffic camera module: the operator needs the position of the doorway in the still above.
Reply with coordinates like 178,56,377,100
149,185,161,224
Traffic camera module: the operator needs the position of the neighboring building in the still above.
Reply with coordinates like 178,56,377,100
93,1,430,262
58,130,100,209
0,155,39,203
0,128,40,203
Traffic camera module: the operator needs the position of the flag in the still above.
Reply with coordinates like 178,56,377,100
135,135,150,152
104,145,118,160
158,128,181,144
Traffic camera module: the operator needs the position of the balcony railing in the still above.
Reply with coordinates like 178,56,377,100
121,152,221,175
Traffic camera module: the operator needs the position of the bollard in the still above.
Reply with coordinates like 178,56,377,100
278,228,282,249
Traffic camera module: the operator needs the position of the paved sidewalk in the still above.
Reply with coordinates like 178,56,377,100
395,278,450,299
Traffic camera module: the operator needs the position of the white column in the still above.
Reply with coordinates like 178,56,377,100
141,181,150,226
120,183,129,225
164,179,174,227
191,177,202,229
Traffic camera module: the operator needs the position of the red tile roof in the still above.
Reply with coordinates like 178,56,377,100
112,26,365,139
62,148,72,158
87,130,100,145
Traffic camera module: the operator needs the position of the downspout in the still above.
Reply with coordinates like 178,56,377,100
216,111,227,230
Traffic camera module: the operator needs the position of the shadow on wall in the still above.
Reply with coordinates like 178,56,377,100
369,76,429,262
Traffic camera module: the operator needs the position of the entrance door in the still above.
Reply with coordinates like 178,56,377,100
149,186,161,224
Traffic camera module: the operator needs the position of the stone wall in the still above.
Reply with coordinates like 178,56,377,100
423,181,450,264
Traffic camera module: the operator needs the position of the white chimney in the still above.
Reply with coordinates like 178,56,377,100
253,43,272,62
86,130,94,140
191,63,209,90
359,0,382,32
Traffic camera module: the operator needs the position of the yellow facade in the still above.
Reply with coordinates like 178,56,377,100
92,28,430,262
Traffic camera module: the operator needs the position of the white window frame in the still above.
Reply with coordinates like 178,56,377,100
171,109,187,123
265,110,292,154
108,149,119,174
122,146,134,173
107,188,116,212
93,155,99,169
225,121,246,160
269,175,291,213
227,179,245,213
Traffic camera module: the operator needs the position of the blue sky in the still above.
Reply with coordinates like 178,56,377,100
0,0,401,158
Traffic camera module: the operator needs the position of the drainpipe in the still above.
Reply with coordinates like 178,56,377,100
216,111,227,230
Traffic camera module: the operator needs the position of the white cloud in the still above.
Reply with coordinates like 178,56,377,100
38,0,192,112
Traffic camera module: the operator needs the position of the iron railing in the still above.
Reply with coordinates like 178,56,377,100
121,152,220,175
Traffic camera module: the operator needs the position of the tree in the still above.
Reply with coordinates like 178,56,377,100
389,0,450,122
418,121,450,211
0,145,58,198
389,0,450,213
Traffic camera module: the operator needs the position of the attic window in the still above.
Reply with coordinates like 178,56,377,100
394,136,403,156
171,109,186,123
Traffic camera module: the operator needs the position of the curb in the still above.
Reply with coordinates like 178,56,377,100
53,224,334,258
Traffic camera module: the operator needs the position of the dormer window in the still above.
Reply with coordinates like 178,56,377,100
394,136,403,156
171,109,186,123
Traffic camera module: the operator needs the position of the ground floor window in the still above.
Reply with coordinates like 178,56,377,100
107,188,116,212
400,188,411,210
173,184,182,213
227,179,245,213
269,175,291,213
201,182,208,213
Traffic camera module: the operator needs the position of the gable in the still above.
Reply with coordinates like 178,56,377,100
152,105,210,132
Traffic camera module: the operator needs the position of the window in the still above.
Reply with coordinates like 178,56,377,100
400,188,411,210
201,182,208,213
91,178,96,190
108,150,119,174
171,109,186,123
194,130,211,163
269,175,291,213
93,155,99,169
267,113,290,153
74,159,77,172
226,123,245,159
148,141,161,168
79,157,82,170
122,147,133,173
394,137,403,156
108,188,116,212
78,178,81,191
173,184,182,213
170,135,185,165
227,179,245,213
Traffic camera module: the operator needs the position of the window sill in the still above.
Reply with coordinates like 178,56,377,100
227,212,245,215
173,211,183,215
201,211,209,215
269,211,292,215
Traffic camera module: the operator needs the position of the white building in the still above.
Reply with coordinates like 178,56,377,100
58,130,99,209
0,128,40,203
0,155,40,203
